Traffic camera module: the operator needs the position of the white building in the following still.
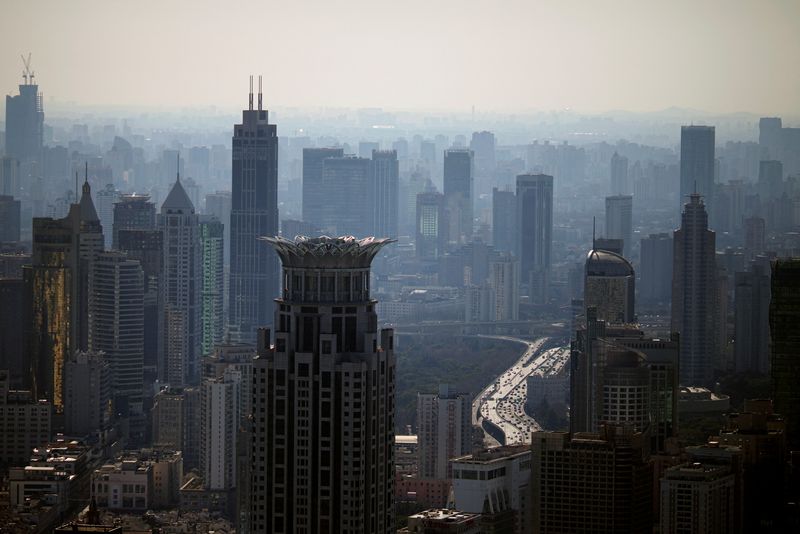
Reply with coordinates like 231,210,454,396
200,368,241,490
417,384,472,480
9,466,72,509
91,459,151,511
489,255,519,321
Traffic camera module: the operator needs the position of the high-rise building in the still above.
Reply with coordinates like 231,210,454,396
605,195,633,257
610,152,629,195
151,386,201,469
733,264,770,374
416,192,446,261
531,425,652,534
370,150,399,239
95,183,119,249
4,71,44,175
743,217,765,262
200,368,241,490
470,131,496,182
112,194,155,250
89,251,145,421
640,233,673,303
199,216,224,356
443,149,474,244
250,235,395,533
680,126,715,223
584,248,635,324
319,156,372,236
0,371,51,467
0,156,21,198
63,350,111,436
488,254,520,321
758,160,784,202
24,174,103,411
0,195,21,242
516,174,553,304
205,191,232,265
491,188,516,254
229,79,279,343
0,278,26,387
358,141,380,159
159,175,201,387
417,384,472,480
302,148,344,229
770,258,800,450
672,193,716,385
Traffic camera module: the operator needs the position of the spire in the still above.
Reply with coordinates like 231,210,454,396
78,161,100,222
176,153,181,183
249,75,254,111
162,172,195,212
258,74,263,111
592,216,596,250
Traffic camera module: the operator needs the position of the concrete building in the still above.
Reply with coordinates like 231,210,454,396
91,460,152,511
0,373,51,468
319,156,372,237
95,184,119,249
229,82,280,342
0,195,21,242
443,148,474,244
639,233,673,303
672,193,716,385
770,258,800,450
450,445,532,533
516,174,553,304
470,131,496,183
112,194,155,250
416,192,447,261
151,386,201,469
63,350,111,437
417,384,472,480
733,263,770,374
605,195,633,257
9,466,72,510
159,174,201,387
199,216,224,356
584,248,635,324
370,150,399,239
0,278,26,387
200,369,241,490
488,255,520,321
250,235,396,533
531,425,652,534
204,191,232,265
302,147,344,229
491,188,516,254
4,74,44,176
403,509,481,534
680,126,716,223
610,152,629,195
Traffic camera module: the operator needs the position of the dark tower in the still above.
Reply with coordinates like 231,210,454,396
229,76,279,342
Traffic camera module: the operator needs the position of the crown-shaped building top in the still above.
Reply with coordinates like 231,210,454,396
261,235,394,269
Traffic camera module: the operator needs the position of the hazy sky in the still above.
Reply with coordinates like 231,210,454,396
2,0,798,115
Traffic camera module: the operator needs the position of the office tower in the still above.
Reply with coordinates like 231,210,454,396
159,174,201,386
24,174,103,411
319,156,372,236
443,148,474,244
450,446,532,531
531,425,652,534
672,193,716,385
488,254,520,321
0,195,21,242
117,229,163,387
199,216,224,356
302,148,344,228
0,156,21,198
759,117,783,158
188,146,211,182
281,219,320,240
357,141,378,159
584,248,635,324
640,233,673,302
89,251,145,422
469,131,496,180
0,371,51,467
516,174,553,304
492,188,516,254
610,152,629,195
205,191,232,264
743,217,765,262
680,126,715,222
605,195,633,257
4,67,44,173
416,192,446,261
758,159,784,202
200,368,241,490
770,258,800,450
95,183,119,248
464,285,494,323
0,279,25,387
370,150,399,239
417,384,472,480
63,350,111,436
250,235,395,533
112,193,155,250
151,386,201,469
229,78,279,343
733,264,770,374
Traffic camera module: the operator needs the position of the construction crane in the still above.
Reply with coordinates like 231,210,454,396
21,53,34,85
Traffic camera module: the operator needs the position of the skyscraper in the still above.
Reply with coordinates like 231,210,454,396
95,183,119,249
610,152,629,195
516,174,553,304
229,77,279,343
417,384,472,480
319,156,372,236
605,195,633,257
733,264,770,374
0,195,21,242
112,194,155,250
469,131,496,183
491,188,516,254
488,254,520,321
680,126,715,223
302,148,344,229
199,216,224,356
640,233,673,303
443,148,474,244
416,192,446,261
160,174,201,387
770,258,800,450
250,236,395,533
4,67,44,176
205,191,232,265
672,193,716,385
88,251,145,429
370,150,399,239
200,368,241,490
584,248,635,324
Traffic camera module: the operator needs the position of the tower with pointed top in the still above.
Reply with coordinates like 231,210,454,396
159,163,202,386
24,166,104,411
229,75,279,343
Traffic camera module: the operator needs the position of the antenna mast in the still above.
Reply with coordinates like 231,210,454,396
249,75,254,111
21,53,34,85
258,75,263,112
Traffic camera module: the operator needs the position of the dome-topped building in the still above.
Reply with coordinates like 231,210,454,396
584,247,635,324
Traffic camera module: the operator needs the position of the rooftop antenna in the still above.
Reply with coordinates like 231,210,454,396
592,216,596,250
258,75,263,112
176,153,181,183
84,161,88,184
75,171,78,202
249,75,254,111
21,53,34,85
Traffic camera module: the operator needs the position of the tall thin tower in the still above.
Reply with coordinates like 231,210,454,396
229,75,279,342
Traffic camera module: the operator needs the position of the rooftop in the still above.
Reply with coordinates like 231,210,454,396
585,248,634,277
262,235,394,269
451,444,530,464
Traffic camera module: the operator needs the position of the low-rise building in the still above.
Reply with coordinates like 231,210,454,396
402,508,482,533
678,386,730,415
91,460,152,511
9,465,73,509
0,385,52,468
